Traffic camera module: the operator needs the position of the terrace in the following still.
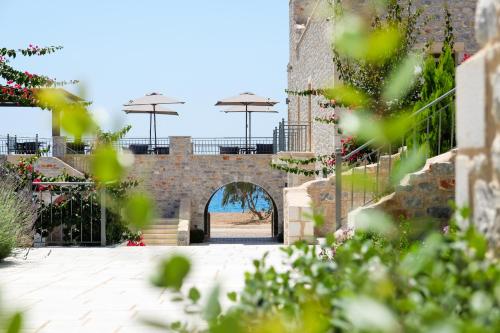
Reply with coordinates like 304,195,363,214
0,120,310,157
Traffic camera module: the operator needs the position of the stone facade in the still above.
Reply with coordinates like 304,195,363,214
288,0,337,156
455,0,500,251
288,0,479,156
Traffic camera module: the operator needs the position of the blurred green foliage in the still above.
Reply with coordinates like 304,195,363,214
152,215,500,332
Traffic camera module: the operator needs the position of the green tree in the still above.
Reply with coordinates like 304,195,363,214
412,10,456,156
221,182,272,221
330,0,423,115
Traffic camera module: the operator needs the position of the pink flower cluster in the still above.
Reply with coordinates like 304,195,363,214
127,238,146,246
461,53,471,63
28,44,41,53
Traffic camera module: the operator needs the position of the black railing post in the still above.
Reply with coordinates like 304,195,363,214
335,147,342,230
273,128,278,154
101,189,106,246
6,134,10,154
279,120,285,152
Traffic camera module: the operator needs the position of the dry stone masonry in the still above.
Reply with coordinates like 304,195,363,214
455,0,500,251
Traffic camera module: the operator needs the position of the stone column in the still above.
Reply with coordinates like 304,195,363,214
52,136,67,158
169,136,193,155
455,0,500,251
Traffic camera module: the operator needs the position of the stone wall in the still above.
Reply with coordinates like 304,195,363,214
455,0,500,252
57,137,288,237
349,150,456,227
414,0,478,57
288,0,479,156
283,151,398,244
123,137,288,234
3,155,84,178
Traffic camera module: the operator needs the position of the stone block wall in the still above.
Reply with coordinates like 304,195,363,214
349,150,456,227
283,151,398,244
125,137,288,234
455,1,500,251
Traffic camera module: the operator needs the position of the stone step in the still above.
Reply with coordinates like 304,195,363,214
142,233,177,240
144,239,177,246
145,225,178,231
152,219,179,226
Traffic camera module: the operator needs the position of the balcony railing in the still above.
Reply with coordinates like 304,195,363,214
273,119,310,153
192,137,275,155
0,135,52,156
66,137,171,155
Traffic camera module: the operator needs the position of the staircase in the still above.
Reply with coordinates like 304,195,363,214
142,219,179,246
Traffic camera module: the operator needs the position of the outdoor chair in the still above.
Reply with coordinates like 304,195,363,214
154,146,170,155
17,142,41,154
219,146,239,154
256,144,274,154
129,144,149,155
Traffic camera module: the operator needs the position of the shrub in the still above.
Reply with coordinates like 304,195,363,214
151,217,500,332
0,167,36,260
190,228,205,244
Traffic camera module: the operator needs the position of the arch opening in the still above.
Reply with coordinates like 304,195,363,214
203,182,280,242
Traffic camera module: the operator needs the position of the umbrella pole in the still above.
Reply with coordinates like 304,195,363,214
249,111,252,154
245,105,248,154
153,105,158,153
149,113,152,152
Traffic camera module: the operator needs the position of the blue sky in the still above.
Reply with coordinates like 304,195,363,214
0,1,289,138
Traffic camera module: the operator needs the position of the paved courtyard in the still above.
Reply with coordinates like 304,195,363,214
0,244,283,333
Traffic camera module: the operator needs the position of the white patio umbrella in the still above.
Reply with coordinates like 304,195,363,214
123,92,185,150
215,92,278,153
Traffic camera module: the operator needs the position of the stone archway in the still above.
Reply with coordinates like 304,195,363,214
203,181,280,240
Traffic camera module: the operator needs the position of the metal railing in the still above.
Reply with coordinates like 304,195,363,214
334,88,457,229
66,137,170,155
32,181,107,246
0,135,52,156
192,137,275,155
273,119,310,153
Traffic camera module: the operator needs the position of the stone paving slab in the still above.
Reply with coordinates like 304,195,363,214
0,245,283,333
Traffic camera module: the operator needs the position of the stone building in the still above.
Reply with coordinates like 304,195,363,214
287,0,479,156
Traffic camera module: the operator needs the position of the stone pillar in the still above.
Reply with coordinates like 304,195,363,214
52,136,67,157
455,1,500,251
169,136,193,155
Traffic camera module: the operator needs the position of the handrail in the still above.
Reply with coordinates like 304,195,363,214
342,88,456,161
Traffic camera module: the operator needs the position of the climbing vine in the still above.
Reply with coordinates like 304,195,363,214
0,44,77,107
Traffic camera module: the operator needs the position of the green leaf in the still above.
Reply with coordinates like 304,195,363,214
227,291,238,302
122,193,155,229
90,145,124,183
188,287,201,304
6,312,23,333
383,53,423,102
151,255,191,291
203,286,222,322
343,297,400,333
